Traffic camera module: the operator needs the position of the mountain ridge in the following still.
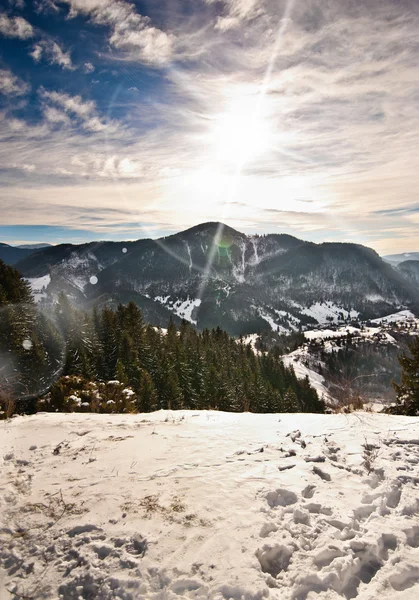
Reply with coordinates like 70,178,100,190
8,222,419,335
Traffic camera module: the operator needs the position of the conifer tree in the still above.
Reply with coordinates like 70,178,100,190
393,336,419,415
135,368,158,412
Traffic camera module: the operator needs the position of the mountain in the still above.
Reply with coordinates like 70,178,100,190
382,252,419,266
397,260,419,289
16,243,52,250
0,243,35,265
14,222,419,335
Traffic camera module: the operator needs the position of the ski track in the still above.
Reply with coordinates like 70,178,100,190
1,411,419,599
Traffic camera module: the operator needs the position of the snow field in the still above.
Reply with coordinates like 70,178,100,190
1,411,419,599
26,274,51,303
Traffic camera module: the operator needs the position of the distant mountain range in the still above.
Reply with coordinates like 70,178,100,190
2,224,419,335
0,243,52,265
16,243,52,250
383,252,419,266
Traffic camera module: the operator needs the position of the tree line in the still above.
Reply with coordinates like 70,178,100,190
0,259,324,416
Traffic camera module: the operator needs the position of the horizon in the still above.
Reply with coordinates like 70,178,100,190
1,1,419,254
1,220,418,257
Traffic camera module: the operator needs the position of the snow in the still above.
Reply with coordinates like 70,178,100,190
252,306,289,334
371,310,416,324
185,242,193,274
301,302,359,325
154,296,201,325
303,325,395,344
241,333,261,354
175,298,202,324
1,410,419,599
26,274,51,303
282,349,331,400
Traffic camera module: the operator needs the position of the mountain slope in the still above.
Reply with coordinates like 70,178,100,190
14,223,419,335
0,243,34,265
397,260,419,290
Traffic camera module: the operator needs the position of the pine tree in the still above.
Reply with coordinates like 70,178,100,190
135,369,158,412
283,387,300,412
393,336,419,415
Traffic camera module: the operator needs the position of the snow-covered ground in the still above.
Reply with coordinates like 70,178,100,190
371,310,417,325
282,350,331,401
300,303,359,325
303,326,396,346
26,274,51,303
2,411,419,599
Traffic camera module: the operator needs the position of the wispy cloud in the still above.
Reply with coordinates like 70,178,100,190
0,67,30,96
58,0,174,66
0,12,33,38
31,38,74,69
39,89,116,131
1,0,419,252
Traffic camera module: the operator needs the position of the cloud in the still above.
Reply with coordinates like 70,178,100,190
0,68,30,96
8,0,26,8
84,62,95,73
58,0,174,66
211,0,264,31
42,104,71,126
31,39,75,70
2,0,419,253
0,12,34,38
39,89,116,131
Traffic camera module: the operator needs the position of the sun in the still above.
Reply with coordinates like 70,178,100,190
209,95,271,166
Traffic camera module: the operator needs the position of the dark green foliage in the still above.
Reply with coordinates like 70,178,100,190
44,299,324,414
0,259,32,305
390,336,419,415
0,261,64,415
0,258,323,415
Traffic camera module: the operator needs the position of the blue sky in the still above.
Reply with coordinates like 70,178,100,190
1,0,419,253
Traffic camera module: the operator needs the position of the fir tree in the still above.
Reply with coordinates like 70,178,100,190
393,336,419,415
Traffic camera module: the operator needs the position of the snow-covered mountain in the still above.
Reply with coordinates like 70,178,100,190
15,222,419,335
281,310,419,408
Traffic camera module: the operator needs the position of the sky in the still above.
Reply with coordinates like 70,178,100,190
0,0,419,254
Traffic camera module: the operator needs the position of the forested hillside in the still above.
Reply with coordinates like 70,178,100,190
0,260,324,417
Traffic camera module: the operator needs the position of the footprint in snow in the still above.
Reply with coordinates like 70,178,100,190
312,466,331,481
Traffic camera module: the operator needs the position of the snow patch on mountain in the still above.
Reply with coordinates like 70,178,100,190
26,274,51,303
301,302,359,324
154,296,201,324
240,333,262,354
252,305,290,333
371,310,416,324
282,347,331,400
304,325,397,345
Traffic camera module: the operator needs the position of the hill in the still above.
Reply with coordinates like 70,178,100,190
14,223,419,335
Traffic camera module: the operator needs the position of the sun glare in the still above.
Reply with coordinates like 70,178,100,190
210,95,271,166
